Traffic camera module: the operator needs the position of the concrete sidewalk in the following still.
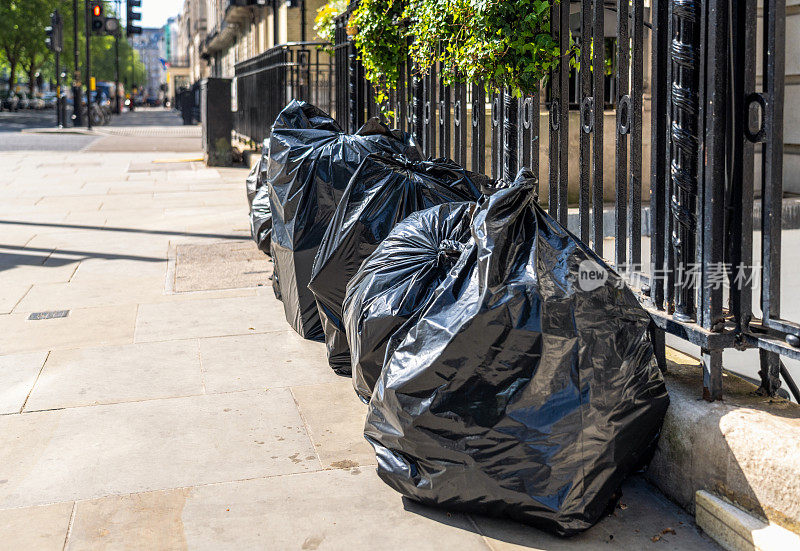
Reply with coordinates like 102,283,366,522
0,146,719,549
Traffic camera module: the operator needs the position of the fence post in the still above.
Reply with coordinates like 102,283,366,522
200,77,232,167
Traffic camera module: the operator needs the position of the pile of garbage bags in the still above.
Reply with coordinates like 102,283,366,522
343,201,474,401
308,155,488,374
246,140,272,255
364,171,669,535
265,100,420,340
245,103,669,537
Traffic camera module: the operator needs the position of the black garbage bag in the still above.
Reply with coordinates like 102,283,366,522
309,155,488,374
268,100,421,340
343,201,475,400
247,140,273,255
365,170,669,536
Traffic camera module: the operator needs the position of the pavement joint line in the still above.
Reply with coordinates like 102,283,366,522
464,514,497,551
8,284,32,314
0,465,365,515
289,386,326,471
61,501,76,551
19,350,51,414
3,377,365,416
197,339,207,395
17,387,270,415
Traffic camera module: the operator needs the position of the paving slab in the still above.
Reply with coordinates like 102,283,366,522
14,275,167,313
69,258,167,283
198,331,337,393
67,469,490,551
173,241,272,292
0,389,319,509
0,501,73,550
0,351,48,414
134,295,288,343
291,380,376,469
24,340,204,411
0,304,137,354
0,283,30,314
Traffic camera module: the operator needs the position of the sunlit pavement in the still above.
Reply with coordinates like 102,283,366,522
0,113,720,549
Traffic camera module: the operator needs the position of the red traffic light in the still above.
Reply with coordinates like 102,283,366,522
93,5,101,16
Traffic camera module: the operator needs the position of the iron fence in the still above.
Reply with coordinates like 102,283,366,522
329,0,799,402
233,41,334,144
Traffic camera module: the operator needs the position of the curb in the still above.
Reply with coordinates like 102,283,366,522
647,348,800,537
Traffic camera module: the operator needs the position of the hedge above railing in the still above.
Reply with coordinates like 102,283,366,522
318,0,572,100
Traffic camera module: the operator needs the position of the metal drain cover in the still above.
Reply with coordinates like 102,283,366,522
28,310,70,320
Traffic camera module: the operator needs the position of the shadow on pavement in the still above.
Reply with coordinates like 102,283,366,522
0,220,245,241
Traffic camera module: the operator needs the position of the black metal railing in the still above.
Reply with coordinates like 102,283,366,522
327,0,799,402
234,41,334,144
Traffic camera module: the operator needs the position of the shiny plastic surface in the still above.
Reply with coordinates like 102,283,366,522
309,155,487,374
247,140,273,255
343,201,475,400
365,170,669,536
267,101,421,340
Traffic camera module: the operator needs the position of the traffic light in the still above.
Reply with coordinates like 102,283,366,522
45,11,63,53
90,1,105,35
126,0,142,37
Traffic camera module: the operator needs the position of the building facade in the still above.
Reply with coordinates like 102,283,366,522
173,0,326,84
130,28,166,102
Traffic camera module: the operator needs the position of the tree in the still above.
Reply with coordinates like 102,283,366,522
19,0,51,94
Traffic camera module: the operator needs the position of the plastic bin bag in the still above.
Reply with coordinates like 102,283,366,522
247,140,273,255
343,201,475,400
365,170,669,536
267,100,421,340
309,155,487,374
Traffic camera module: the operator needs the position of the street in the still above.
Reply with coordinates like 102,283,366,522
0,108,720,549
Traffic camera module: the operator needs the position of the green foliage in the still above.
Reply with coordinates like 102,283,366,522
351,0,408,104
314,0,350,45
349,0,573,100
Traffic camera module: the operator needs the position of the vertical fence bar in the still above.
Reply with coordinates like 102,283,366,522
439,66,451,159
699,0,727,401
471,84,486,175
412,67,424,148
548,0,560,216
398,61,407,133
531,88,539,190
454,81,467,166
492,91,503,180
663,0,675,312
758,0,786,395
629,0,644,272
557,0,569,226
503,88,518,180
592,0,605,254
670,0,701,322
615,0,630,267
729,0,755,336
426,63,437,156
579,0,592,244
518,96,532,173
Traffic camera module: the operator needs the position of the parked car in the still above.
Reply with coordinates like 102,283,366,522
1,91,20,111
30,95,46,109
42,92,58,108
17,92,31,109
